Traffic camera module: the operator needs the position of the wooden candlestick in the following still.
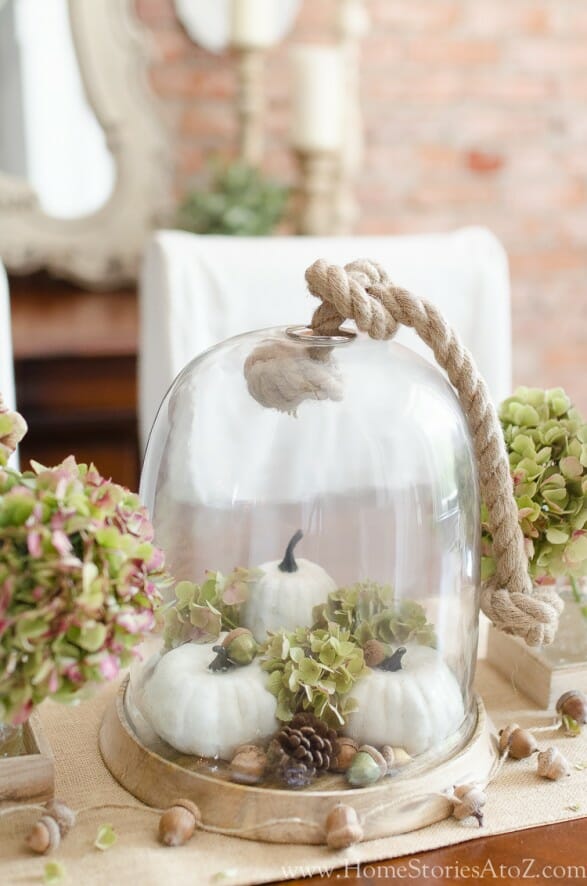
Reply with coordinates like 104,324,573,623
296,149,339,236
333,0,369,234
235,48,266,166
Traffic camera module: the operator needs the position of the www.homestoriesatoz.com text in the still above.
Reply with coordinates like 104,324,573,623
281,858,587,880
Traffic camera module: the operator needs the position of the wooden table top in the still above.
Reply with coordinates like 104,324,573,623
277,818,587,884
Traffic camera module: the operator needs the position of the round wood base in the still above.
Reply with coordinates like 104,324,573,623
99,680,498,846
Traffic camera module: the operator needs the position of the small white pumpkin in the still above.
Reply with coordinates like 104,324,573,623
140,637,278,759
344,644,465,756
242,530,337,641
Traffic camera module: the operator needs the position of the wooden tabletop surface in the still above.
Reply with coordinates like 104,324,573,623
274,818,587,884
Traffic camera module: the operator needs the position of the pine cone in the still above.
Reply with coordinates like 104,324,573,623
272,713,337,784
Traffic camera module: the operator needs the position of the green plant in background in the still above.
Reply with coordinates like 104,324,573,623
177,161,289,236
312,580,437,649
163,568,259,649
261,625,368,727
482,387,587,599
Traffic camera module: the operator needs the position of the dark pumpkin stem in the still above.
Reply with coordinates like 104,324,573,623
209,646,234,672
379,646,407,672
278,530,303,573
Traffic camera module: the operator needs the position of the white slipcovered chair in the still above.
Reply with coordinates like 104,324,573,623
0,260,16,413
0,259,18,468
139,227,511,450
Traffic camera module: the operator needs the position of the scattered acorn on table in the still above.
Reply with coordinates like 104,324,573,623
26,800,76,854
556,689,587,734
158,799,202,846
537,747,571,781
451,784,486,827
498,723,538,759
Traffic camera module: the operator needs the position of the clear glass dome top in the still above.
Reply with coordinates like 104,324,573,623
132,327,480,788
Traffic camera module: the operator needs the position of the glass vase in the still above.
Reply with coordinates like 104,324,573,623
539,579,587,666
0,722,25,758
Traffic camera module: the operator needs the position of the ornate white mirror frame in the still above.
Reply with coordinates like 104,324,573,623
0,0,171,289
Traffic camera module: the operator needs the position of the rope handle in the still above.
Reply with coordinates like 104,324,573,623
304,258,562,647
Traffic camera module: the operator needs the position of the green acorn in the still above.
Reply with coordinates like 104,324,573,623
209,627,258,671
346,745,387,788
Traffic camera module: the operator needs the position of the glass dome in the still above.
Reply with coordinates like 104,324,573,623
129,326,480,791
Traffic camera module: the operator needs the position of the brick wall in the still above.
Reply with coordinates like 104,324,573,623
137,0,587,412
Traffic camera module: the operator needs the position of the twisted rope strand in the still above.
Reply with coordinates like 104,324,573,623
305,258,562,646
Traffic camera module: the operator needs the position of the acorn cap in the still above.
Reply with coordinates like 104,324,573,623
45,800,76,836
362,639,387,668
221,627,252,648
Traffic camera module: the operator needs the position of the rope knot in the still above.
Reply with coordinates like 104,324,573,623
306,258,398,339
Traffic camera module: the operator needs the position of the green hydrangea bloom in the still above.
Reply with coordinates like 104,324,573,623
482,387,587,583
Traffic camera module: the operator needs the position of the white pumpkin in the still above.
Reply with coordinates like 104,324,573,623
242,530,337,641
344,644,465,756
140,637,278,759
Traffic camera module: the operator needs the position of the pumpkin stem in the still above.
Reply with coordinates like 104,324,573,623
379,646,407,672
209,646,233,672
278,529,303,573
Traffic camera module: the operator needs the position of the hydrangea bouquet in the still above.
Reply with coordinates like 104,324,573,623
0,395,166,726
482,387,587,600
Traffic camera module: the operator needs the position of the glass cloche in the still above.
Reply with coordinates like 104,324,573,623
127,325,481,795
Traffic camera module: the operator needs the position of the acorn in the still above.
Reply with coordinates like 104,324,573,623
223,628,258,665
230,745,267,784
347,745,387,787
451,784,486,827
381,745,412,772
498,723,537,759
325,804,364,849
158,799,202,846
362,639,387,668
556,690,587,726
330,737,359,773
209,628,258,671
25,800,76,855
26,815,61,854
537,747,571,781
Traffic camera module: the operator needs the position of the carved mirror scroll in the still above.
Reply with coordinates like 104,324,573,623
0,0,171,288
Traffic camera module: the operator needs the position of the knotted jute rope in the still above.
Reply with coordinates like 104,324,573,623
244,341,343,415
302,258,562,647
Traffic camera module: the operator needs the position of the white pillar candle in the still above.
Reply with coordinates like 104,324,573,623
290,44,345,152
230,0,276,49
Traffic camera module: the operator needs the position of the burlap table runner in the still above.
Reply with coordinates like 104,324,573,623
1,661,586,885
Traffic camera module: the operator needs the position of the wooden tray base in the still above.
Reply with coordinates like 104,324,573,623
99,680,498,845
0,711,55,804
